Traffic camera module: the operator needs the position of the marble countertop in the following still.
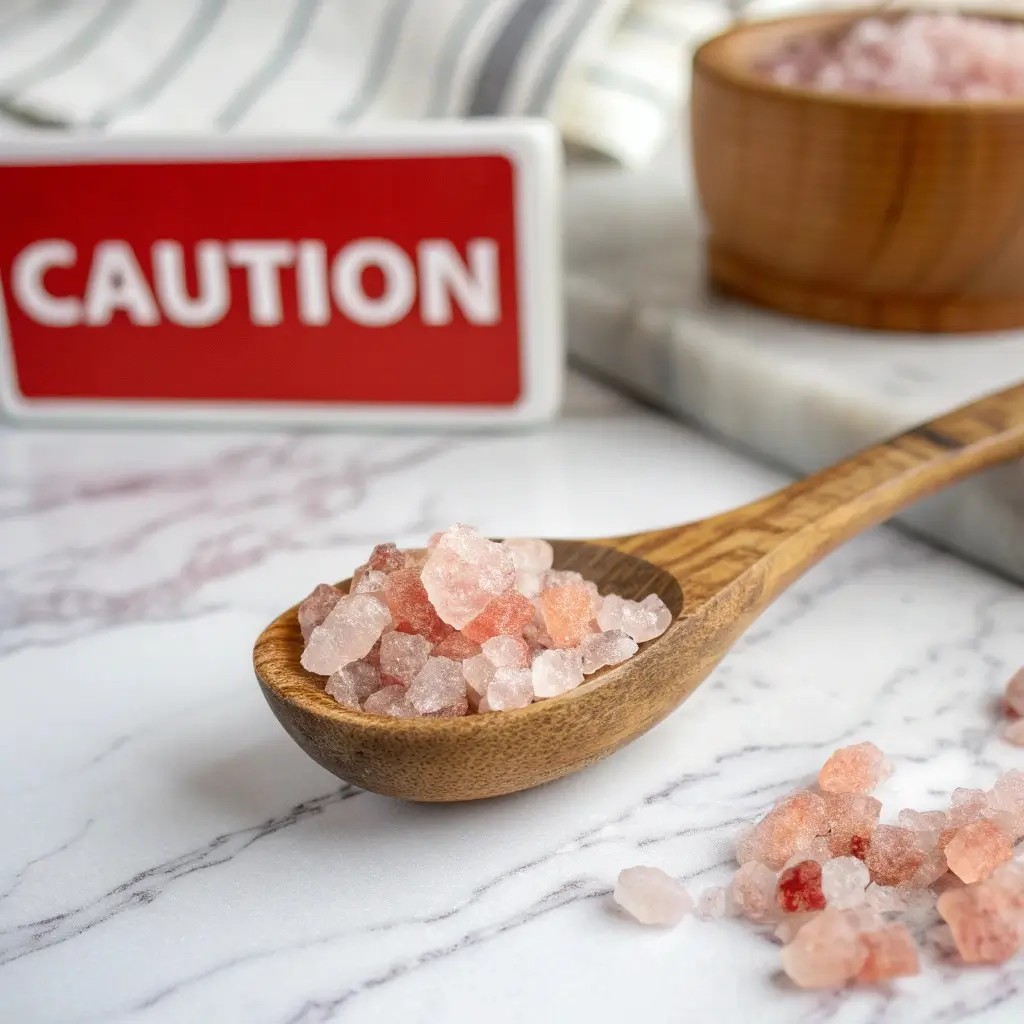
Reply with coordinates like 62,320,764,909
1,373,1022,1024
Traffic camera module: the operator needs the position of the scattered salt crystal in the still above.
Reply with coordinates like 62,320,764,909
362,685,416,718
406,657,467,715
480,667,533,712
937,881,1024,964
823,792,881,859
864,884,906,915
532,648,585,699
777,860,826,914
297,583,343,642
780,909,867,988
481,635,531,668
378,631,432,686
818,742,891,795
580,630,638,675
301,594,392,675
1006,668,1024,716
944,820,1012,884
988,771,1024,840
1004,720,1024,746
855,924,919,983
597,593,671,643
731,861,780,924
864,826,924,887
775,913,818,945
325,661,381,709
613,867,692,926
737,790,827,870
897,808,947,851
821,857,870,910
695,886,729,921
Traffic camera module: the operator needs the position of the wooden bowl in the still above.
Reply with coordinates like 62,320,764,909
691,9,1024,332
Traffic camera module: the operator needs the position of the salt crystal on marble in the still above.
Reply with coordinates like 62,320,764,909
821,857,870,910
362,685,416,718
944,820,1012,884
325,661,381,709
864,884,906,916
481,635,531,668
461,590,534,643
298,583,343,642
462,654,495,699
780,909,867,988
420,524,515,629
379,631,432,686
737,790,828,870
777,860,827,914
696,886,729,920
991,862,1024,910
368,542,405,573
504,538,553,598
532,648,585,699
782,837,832,870
301,594,392,675
823,792,881,859
855,924,919,984
351,570,388,595
383,568,452,644
431,632,482,661
864,826,924,887
597,593,672,643
406,657,467,715
731,861,780,923
937,881,1024,964
898,809,948,851
775,912,819,945
614,866,692,926
818,742,891,795
580,630,638,675
480,667,533,711
987,770,1024,840
540,583,597,649
842,905,885,936
1004,720,1024,746
1006,668,1024,715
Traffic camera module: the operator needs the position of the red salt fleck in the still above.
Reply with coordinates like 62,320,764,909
539,583,596,649
818,742,891,795
855,924,920,983
864,826,923,887
777,860,827,914
368,542,405,573
431,632,483,661
383,568,453,644
822,793,881,859
461,590,534,643
850,835,870,860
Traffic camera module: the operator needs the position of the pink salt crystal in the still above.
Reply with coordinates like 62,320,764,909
1004,720,1024,746
403,548,428,571
378,631,432,686
580,629,638,675
420,524,515,629
696,886,729,920
504,537,554,598
821,857,870,910
297,583,343,642
855,924,919,984
1006,668,1024,716
823,793,881,859
937,882,1023,964
522,618,554,652
431,632,482,661
351,570,388,595
948,788,991,828
406,657,466,715
777,860,827,914
427,530,444,550
532,648,585,699
383,568,452,644
461,590,534,643
991,862,1024,910
480,667,533,711
775,913,819,945
907,846,950,889
423,699,469,718
596,593,671,643
897,809,947,850
301,594,392,675
988,770,1024,840
944,820,1012,884
613,866,692,926
362,685,417,718
737,791,828,871
818,742,891,795
368,542,405,573
780,909,867,988
864,826,924,887
865,884,906,916
325,661,381,709
539,583,596,649
481,635,530,668
731,861,780,924
926,923,958,956
541,569,585,589
462,654,495,699
842,905,885,935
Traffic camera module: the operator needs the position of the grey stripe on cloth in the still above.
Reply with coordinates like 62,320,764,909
333,0,416,123
466,0,553,116
426,0,492,116
583,64,672,107
89,0,228,128
216,0,322,129
0,0,135,95
524,0,600,114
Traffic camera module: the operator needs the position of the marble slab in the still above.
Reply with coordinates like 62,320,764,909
564,143,1024,585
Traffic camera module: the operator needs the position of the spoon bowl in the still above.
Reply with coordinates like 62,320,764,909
255,383,1024,801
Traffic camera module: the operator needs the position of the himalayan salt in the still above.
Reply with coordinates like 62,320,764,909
944,820,1012,884
1006,668,1024,716
937,882,1024,964
580,630,638,675
737,791,827,871
821,857,870,910
949,788,992,829
301,594,392,675
597,593,671,643
532,648,584,699
898,809,948,851
759,13,1024,102
864,826,923,887
480,667,533,712
907,846,950,889
818,742,891,795
383,568,452,644
378,631,431,686
481,635,530,668
351,569,388,595
1004,720,1024,746
696,886,729,920
865,884,906,916
461,590,534,643
462,654,495,700
782,837,831,870
991,862,1024,909
406,657,467,715
855,924,919,984
988,771,1024,840
539,583,596,649
731,861,780,924
325,661,381,709
780,909,867,988
823,792,881,859
777,860,827,914
775,913,819,944
368,542,405,573
297,583,343,642
362,685,416,718
504,537,553,598
431,632,482,661
613,866,692,926
843,905,886,936
420,524,515,629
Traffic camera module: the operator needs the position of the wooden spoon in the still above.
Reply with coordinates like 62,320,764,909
254,382,1024,802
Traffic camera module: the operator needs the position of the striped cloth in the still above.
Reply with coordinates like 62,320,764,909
0,0,734,167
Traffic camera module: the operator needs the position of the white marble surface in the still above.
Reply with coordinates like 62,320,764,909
1,372,1023,1024
564,139,1024,584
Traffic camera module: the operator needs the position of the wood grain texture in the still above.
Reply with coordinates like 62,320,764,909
254,383,1024,802
691,10,1024,332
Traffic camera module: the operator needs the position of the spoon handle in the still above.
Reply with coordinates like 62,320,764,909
621,381,1024,608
